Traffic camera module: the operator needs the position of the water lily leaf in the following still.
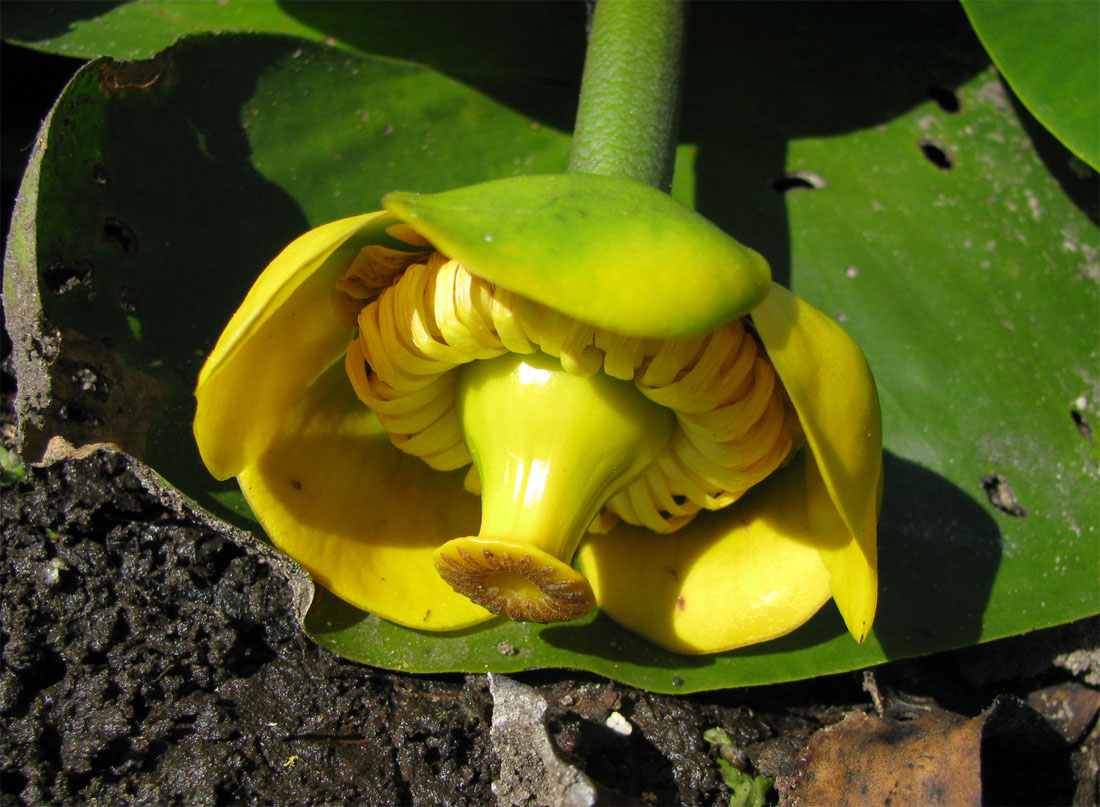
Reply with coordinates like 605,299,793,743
772,69,1098,662
1,0,319,60
5,2,1098,693
2,0,585,88
2,1,586,151
961,0,1099,171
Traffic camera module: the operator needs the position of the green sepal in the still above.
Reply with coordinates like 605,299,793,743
382,174,771,338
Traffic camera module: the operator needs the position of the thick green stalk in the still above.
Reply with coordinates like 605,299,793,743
568,0,684,192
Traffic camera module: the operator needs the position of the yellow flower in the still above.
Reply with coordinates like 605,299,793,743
193,174,881,655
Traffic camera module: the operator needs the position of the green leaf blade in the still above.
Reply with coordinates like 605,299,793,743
962,0,1100,170
3,0,322,60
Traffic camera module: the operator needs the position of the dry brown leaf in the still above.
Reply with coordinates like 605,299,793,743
779,709,982,807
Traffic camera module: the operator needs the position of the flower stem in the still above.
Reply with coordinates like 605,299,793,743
568,0,684,193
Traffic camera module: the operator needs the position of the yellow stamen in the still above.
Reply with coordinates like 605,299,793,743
331,243,427,328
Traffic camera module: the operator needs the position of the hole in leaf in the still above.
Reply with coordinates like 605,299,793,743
92,163,113,187
60,359,111,401
43,260,94,294
919,139,954,171
1070,409,1093,442
103,216,139,258
117,285,141,316
57,402,103,426
98,51,172,94
770,172,826,194
980,473,1027,517
928,86,961,114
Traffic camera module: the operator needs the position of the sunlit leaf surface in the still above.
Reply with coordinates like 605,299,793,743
5,3,1097,692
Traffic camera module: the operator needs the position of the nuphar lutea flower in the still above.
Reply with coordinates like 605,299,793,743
194,174,882,654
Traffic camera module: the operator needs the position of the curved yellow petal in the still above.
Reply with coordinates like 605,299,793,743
750,282,882,642
238,361,494,631
576,455,834,654
194,213,390,479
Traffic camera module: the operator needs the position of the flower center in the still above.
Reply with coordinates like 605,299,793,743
336,248,800,621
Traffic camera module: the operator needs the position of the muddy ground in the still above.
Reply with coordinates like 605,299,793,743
1,413,1098,805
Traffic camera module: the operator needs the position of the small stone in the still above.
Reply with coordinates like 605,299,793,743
38,557,67,587
1055,648,1100,686
604,711,633,737
1026,683,1100,744
489,673,597,807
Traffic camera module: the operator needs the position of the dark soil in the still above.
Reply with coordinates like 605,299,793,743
1,442,1098,806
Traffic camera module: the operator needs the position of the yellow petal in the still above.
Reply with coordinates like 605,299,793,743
576,455,834,654
750,282,882,642
194,213,390,479
238,361,494,631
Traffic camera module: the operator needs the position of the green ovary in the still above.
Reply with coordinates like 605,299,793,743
434,351,674,622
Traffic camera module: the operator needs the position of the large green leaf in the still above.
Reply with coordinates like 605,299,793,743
5,3,1098,693
2,0,585,85
779,70,1099,660
1,0,317,59
961,0,1100,171
3,1,586,144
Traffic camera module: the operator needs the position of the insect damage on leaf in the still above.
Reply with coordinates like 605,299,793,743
19,330,163,466
99,49,175,94
980,472,1027,517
